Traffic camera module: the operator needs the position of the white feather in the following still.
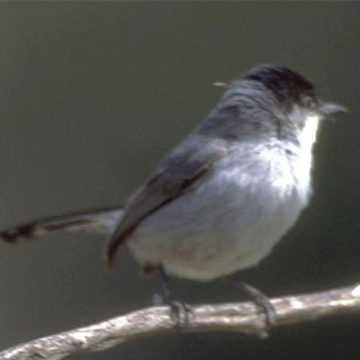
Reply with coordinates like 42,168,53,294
128,113,321,281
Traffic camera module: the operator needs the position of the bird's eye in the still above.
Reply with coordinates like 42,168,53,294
301,95,317,110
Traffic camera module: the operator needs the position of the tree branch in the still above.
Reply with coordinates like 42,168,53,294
1,283,360,360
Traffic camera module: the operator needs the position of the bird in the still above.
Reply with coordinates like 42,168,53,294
0,65,346,327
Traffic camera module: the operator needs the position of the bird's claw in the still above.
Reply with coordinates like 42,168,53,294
153,293,193,327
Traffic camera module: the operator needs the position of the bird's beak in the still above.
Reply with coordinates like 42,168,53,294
318,102,348,117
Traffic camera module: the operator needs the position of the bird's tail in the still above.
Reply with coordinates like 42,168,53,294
0,206,123,243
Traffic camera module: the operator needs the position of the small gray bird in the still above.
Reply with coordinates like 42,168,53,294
1,65,345,323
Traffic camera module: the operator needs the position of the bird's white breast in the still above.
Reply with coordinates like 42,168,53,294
128,115,320,281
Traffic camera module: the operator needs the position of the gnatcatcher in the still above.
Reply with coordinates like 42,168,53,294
1,65,346,325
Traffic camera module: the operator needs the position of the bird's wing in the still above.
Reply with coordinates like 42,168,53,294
106,135,229,264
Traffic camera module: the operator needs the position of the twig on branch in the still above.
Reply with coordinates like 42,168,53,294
1,283,360,360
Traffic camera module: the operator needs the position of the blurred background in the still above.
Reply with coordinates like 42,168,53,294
0,2,359,359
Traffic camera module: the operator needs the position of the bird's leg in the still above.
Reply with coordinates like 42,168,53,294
225,276,276,337
154,265,193,326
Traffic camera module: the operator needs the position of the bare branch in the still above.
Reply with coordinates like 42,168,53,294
1,283,360,360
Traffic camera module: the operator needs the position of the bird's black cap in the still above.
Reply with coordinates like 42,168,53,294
244,65,316,109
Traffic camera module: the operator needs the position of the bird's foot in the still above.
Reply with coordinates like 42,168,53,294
225,277,276,338
155,265,193,327
153,293,193,326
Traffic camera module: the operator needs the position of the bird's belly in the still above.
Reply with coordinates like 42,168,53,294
128,162,309,281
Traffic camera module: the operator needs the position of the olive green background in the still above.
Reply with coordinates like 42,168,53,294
0,2,359,359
